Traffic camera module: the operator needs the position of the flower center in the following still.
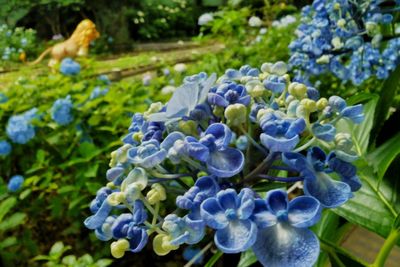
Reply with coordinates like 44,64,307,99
276,210,288,221
225,208,237,220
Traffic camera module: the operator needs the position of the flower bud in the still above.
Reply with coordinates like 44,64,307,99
147,183,167,205
153,234,179,256
335,133,353,151
178,120,198,136
245,80,265,97
300,99,317,112
111,239,130,258
143,102,163,119
316,98,328,110
107,192,126,206
337,19,346,28
331,37,343,50
224,103,247,126
289,82,307,98
316,55,330,64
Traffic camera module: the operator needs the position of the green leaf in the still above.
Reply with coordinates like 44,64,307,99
334,169,398,239
0,237,17,249
336,96,378,157
62,255,77,265
0,212,26,231
204,250,223,267
78,142,101,159
237,249,257,267
371,64,400,143
94,259,113,267
49,241,70,259
0,197,17,223
367,133,400,182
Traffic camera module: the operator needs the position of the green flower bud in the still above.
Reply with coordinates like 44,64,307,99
337,19,346,28
153,234,179,256
296,104,307,118
245,80,265,97
133,132,143,143
147,183,166,205
300,99,317,112
334,3,341,10
316,98,328,110
109,144,132,167
107,192,126,206
213,106,224,117
224,104,247,126
178,120,198,136
111,239,130,258
144,102,163,119
331,37,343,50
366,22,378,36
316,55,330,64
288,82,307,99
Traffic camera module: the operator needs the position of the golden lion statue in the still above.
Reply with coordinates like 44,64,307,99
30,19,100,67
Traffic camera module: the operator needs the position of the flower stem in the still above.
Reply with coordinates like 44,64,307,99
239,125,268,154
371,228,400,267
293,136,316,152
183,242,213,267
242,152,276,183
258,174,304,183
152,202,160,226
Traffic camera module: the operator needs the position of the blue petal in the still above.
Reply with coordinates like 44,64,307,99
112,213,133,238
304,172,352,208
208,93,229,107
183,216,206,244
207,148,244,177
160,132,185,151
200,197,229,229
260,133,300,152
84,201,112,230
252,224,319,267
106,166,125,182
127,227,148,252
329,96,346,112
312,123,336,142
205,123,232,148
251,199,277,229
282,152,308,171
185,140,210,162
266,190,288,214
215,220,257,253
264,81,286,94
217,189,238,210
237,188,255,220
341,104,364,124
288,196,321,228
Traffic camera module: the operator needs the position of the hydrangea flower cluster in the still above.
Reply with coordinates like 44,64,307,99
85,61,363,266
0,140,12,156
198,13,214,26
289,0,400,85
7,175,24,192
6,108,38,144
51,95,74,126
272,14,297,28
60,58,81,76
248,16,263,27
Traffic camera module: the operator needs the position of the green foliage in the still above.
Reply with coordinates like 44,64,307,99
33,241,112,267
